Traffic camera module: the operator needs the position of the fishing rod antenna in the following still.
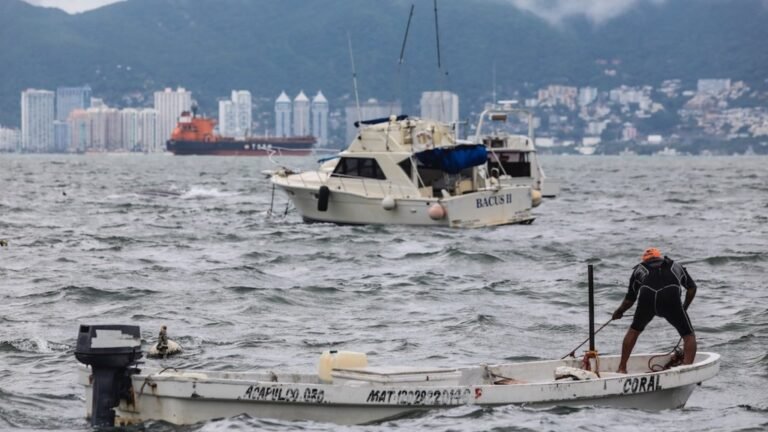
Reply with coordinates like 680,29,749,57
347,32,363,127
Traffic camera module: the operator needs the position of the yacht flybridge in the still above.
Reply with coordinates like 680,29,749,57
271,115,541,228
474,103,561,198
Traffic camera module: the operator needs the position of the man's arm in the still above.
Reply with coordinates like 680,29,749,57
613,271,638,320
612,297,635,320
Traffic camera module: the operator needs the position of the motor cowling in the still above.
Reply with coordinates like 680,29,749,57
75,324,142,427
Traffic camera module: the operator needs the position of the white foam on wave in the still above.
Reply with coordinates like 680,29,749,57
181,186,238,199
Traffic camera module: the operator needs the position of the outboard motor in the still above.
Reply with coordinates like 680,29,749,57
75,325,143,427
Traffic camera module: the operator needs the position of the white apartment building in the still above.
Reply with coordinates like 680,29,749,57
121,108,139,152
56,86,91,121
218,100,236,137
275,91,291,137
345,99,401,144
311,91,329,147
53,121,70,152
697,79,731,95
578,87,598,106
293,91,310,136
231,90,252,138
21,89,55,152
68,109,90,152
0,126,20,152
154,87,192,149
420,91,459,125
138,109,160,153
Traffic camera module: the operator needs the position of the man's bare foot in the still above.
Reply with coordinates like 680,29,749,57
617,368,627,374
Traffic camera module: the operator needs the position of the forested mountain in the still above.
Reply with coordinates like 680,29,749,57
2,0,766,125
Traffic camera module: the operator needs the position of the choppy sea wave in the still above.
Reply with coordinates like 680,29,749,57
0,154,766,431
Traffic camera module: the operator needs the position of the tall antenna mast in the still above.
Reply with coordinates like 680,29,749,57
398,5,415,69
394,4,415,116
347,32,362,126
433,0,449,125
433,0,442,70
492,60,497,104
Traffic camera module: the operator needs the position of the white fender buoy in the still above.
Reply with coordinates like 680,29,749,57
531,189,542,207
428,203,446,220
148,325,182,358
148,339,182,358
381,195,396,210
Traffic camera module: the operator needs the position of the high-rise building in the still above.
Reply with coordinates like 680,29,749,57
311,91,329,147
0,126,20,152
138,109,159,153
578,87,598,107
21,89,55,152
218,100,236,137
275,91,291,137
53,121,70,152
68,109,90,152
67,105,122,152
231,90,252,138
121,108,139,152
419,91,459,126
697,79,731,95
154,87,192,147
56,86,91,121
345,99,401,145
293,91,310,136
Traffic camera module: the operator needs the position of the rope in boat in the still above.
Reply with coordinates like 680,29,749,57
648,338,684,372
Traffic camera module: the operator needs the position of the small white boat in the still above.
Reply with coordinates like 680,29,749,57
270,115,541,228
473,102,561,198
75,325,719,427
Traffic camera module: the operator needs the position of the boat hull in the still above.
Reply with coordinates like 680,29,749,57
167,139,313,156
78,352,719,426
273,180,535,228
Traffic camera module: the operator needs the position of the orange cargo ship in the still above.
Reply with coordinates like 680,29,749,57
166,111,315,156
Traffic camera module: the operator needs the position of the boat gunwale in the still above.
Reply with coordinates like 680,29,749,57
125,352,720,389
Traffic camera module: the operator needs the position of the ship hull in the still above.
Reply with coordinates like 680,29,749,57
167,139,314,156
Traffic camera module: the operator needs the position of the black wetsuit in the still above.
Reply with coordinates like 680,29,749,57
626,256,696,337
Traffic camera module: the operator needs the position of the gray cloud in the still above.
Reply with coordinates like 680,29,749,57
24,0,124,14
500,0,667,24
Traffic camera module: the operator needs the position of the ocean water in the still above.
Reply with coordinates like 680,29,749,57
0,154,766,431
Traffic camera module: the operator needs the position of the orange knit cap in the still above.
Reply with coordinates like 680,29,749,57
642,247,662,262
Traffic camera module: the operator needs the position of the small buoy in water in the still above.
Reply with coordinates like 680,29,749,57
147,325,182,358
381,195,396,210
0,239,7,247
428,203,446,220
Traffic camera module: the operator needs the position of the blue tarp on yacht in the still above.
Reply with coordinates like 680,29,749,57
415,144,488,174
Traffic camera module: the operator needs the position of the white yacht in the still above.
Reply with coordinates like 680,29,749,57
473,103,560,198
271,115,541,228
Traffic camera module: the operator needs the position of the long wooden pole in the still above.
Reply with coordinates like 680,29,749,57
588,264,595,352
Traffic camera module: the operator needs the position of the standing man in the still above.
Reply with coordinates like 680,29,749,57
612,248,697,373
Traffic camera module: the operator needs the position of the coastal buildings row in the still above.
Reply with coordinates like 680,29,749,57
7,78,764,154
275,90,329,146
516,78,768,153
14,86,189,153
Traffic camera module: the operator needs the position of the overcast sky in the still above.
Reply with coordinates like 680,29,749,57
24,0,124,14
25,0,668,22
504,0,667,24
